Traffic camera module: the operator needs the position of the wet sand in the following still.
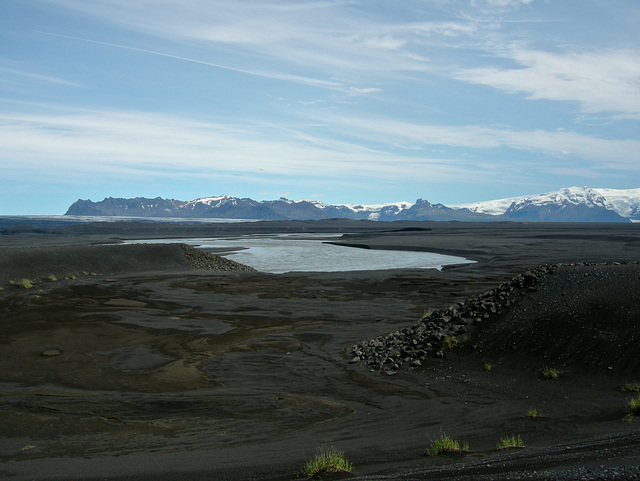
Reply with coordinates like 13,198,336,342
1,220,639,480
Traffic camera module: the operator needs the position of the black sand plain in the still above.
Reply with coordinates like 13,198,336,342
1,219,640,480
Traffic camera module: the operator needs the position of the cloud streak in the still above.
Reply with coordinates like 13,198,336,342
314,113,640,170
40,32,343,91
40,0,479,76
0,65,83,89
458,48,640,117
2,106,638,196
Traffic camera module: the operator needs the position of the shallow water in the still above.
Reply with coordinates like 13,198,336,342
125,233,473,273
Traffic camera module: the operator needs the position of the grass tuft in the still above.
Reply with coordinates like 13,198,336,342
426,433,469,456
47,274,58,282
482,363,492,372
628,395,640,416
621,383,640,393
539,367,559,380
440,336,459,350
421,309,434,320
10,279,34,289
301,446,353,477
525,408,537,419
496,434,525,450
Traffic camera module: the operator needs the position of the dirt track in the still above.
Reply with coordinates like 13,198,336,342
0,220,639,480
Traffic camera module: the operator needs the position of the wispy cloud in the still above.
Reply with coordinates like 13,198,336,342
0,106,524,188
457,48,640,118
0,65,83,88
0,107,406,180
41,1,478,76
473,0,534,9
314,113,640,170
2,106,637,195
40,32,343,91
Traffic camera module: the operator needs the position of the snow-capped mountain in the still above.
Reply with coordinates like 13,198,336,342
65,196,493,221
593,188,640,220
451,196,521,217
65,187,638,222
454,187,637,222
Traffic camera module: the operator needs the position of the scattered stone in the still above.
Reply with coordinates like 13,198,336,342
41,349,63,357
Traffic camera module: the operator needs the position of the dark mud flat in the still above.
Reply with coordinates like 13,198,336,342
1,220,640,481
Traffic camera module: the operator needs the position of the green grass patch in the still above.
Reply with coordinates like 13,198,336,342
496,434,525,450
426,433,469,456
539,367,559,380
628,395,640,416
525,408,538,419
440,336,459,350
421,309,434,320
301,446,353,477
10,279,34,289
482,363,492,372
47,274,58,282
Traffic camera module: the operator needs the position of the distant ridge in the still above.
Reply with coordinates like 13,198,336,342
65,195,495,222
65,187,637,222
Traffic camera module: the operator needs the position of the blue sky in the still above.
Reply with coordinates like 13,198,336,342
2,0,640,214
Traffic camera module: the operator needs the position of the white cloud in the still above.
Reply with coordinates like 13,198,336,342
458,48,640,117
346,87,382,96
42,1,478,76
3,105,637,197
315,113,640,170
0,108,416,181
479,0,534,7
471,0,535,12
0,106,535,188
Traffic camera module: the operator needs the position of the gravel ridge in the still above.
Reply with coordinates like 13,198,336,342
178,243,255,271
350,261,639,375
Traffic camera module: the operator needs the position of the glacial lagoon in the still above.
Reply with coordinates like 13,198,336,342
125,233,474,273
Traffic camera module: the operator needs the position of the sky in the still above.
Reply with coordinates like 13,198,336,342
2,0,640,214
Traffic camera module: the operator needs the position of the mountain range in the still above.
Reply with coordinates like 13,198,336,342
65,187,640,223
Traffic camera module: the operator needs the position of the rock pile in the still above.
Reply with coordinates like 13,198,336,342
179,244,256,271
350,264,556,374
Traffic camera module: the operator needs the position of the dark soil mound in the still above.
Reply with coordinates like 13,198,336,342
0,243,253,285
353,262,640,376
472,263,640,375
